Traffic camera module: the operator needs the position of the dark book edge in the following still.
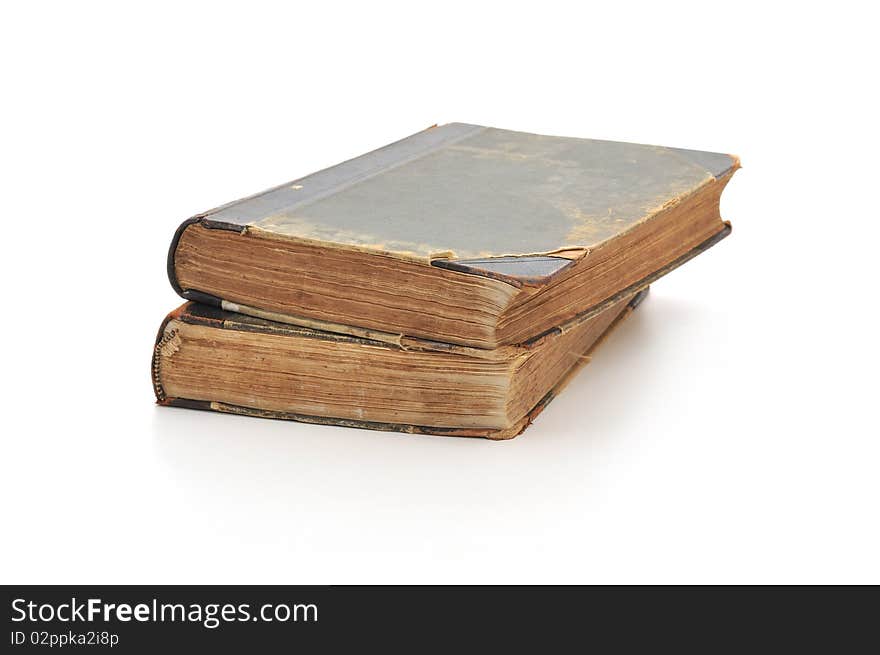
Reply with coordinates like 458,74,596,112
431,255,575,284
152,288,647,440
167,217,241,304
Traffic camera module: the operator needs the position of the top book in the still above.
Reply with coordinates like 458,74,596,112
168,123,737,350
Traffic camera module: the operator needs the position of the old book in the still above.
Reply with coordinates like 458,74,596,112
169,123,737,349
152,289,647,439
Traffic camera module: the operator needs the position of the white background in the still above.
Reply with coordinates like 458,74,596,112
2,1,878,584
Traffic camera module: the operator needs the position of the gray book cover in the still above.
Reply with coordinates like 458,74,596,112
185,123,737,277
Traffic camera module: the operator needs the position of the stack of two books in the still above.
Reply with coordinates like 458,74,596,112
152,123,738,439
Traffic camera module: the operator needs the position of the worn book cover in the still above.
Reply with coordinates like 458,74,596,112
169,123,737,348
153,289,648,439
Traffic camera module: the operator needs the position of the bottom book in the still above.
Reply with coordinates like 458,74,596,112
152,288,648,439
